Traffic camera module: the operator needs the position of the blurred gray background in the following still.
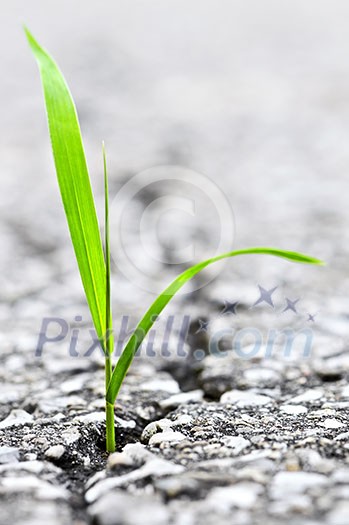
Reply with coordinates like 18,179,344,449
1,0,349,350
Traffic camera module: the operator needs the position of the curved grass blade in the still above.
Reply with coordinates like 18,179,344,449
25,28,106,342
106,247,324,404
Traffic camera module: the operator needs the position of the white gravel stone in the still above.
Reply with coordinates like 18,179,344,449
335,432,349,441
0,409,33,428
60,375,90,394
38,395,87,413
61,427,81,445
115,416,136,429
174,414,194,425
309,408,336,418
0,475,68,500
89,491,170,525
149,431,187,446
331,469,349,484
140,378,180,394
159,390,203,409
319,418,345,429
280,404,308,415
221,436,250,454
85,470,106,491
141,418,174,442
0,446,19,464
288,389,323,404
323,401,349,410
107,452,134,468
0,460,62,475
23,453,38,461
86,458,184,503
220,390,273,407
243,367,281,386
270,471,328,499
73,412,105,423
45,445,66,460
75,411,135,428
207,482,264,511
107,443,154,469
296,449,336,474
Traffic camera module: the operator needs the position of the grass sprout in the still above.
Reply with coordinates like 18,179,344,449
25,28,324,452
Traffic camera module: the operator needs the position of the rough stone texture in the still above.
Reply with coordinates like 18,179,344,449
1,1,349,524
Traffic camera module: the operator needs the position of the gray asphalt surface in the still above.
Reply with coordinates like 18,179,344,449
1,2,349,524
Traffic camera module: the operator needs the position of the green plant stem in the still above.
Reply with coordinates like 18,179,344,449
103,143,115,453
105,360,115,452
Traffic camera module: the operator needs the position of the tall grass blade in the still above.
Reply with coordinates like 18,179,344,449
106,247,323,403
103,142,113,358
103,143,115,452
25,28,106,342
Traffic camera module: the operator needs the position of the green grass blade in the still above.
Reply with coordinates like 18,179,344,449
103,142,113,356
103,142,115,452
102,142,114,356
25,28,106,342
106,247,323,404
